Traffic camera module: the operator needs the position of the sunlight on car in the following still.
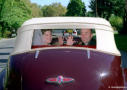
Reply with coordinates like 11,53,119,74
99,72,108,78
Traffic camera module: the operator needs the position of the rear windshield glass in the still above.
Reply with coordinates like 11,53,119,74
32,29,96,49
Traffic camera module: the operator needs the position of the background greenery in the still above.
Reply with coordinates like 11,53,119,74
115,34,127,52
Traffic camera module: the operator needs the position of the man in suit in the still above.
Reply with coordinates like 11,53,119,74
66,29,96,46
78,29,96,46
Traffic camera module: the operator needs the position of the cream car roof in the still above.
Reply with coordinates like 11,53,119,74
13,17,120,56
22,17,110,27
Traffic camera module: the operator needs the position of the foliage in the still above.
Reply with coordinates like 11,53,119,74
89,0,127,34
89,0,96,16
0,0,33,37
41,3,67,17
89,0,125,19
3,30,11,38
120,0,127,34
115,34,127,52
66,0,86,16
109,15,123,32
1,0,32,29
0,25,2,37
30,3,42,17
22,0,42,17
0,0,4,14
0,0,42,38
86,11,94,17
126,0,127,11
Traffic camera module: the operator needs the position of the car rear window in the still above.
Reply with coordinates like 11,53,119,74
31,29,96,49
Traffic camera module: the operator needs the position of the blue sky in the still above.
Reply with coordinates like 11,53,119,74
30,0,91,11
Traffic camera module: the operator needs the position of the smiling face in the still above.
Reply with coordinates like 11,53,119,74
80,29,93,44
43,30,52,45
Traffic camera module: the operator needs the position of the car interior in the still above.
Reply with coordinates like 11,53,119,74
31,29,96,49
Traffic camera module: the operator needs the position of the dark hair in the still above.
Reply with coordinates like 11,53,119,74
41,29,52,34
79,29,94,34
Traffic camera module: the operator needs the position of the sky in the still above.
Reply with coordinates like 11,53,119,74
30,0,91,11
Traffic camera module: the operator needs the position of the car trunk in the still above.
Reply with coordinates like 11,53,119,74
11,48,124,90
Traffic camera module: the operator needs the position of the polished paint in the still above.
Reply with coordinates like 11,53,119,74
8,48,124,90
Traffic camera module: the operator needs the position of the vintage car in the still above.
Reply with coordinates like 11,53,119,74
6,17,127,90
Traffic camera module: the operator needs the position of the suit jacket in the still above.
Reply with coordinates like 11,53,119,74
74,38,96,46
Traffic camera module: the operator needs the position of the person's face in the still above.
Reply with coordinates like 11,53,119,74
80,29,93,43
43,31,52,44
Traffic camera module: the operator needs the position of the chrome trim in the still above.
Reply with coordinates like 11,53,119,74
87,50,90,59
35,50,40,59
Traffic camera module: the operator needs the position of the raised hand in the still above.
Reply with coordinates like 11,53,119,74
58,36,64,45
66,35,74,46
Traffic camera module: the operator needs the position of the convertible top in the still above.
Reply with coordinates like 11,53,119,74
13,17,120,56
22,17,111,27
18,17,112,33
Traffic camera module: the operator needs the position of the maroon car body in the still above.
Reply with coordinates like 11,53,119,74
7,17,127,90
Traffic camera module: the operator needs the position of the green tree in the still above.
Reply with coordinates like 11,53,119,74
109,15,123,32
30,3,41,17
120,0,127,34
126,0,127,10
0,0,6,37
89,0,126,33
66,0,86,16
0,0,32,37
86,11,94,17
89,0,96,16
41,3,67,17
22,0,42,17
89,0,125,19
89,0,112,18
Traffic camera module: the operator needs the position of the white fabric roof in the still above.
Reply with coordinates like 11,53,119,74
13,17,120,56
22,17,111,27
18,17,113,33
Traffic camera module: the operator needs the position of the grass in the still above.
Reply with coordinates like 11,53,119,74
114,34,127,52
